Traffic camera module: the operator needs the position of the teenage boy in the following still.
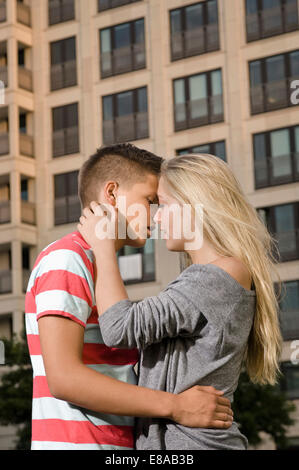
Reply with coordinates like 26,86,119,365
25,143,233,450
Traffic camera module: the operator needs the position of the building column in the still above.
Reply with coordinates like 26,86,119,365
12,310,24,338
11,239,22,298
10,170,21,225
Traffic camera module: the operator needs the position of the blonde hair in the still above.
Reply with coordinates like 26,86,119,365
160,153,283,386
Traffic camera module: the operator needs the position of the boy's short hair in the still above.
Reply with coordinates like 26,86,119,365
78,143,164,209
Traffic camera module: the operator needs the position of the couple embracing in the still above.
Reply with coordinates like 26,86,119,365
25,143,282,450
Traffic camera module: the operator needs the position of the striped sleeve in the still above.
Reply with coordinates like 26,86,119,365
34,248,93,327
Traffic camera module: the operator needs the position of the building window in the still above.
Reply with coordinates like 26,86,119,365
102,87,149,144
254,125,299,189
170,0,219,61
249,50,299,115
52,103,79,157
278,279,299,340
98,0,141,12
48,0,75,26
117,239,155,284
177,140,226,161
173,69,224,131
54,171,81,225
257,202,299,262
0,1,6,23
50,37,77,91
245,0,299,42
100,19,145,78
280,362,299,400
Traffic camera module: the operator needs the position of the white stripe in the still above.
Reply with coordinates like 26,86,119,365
73,240,94,264
35,290,91,324
25,313,38,335
84,323,105,344
27,249,95,303
32,396,134,426
31,441,133,450
30,358,138,385
87,363,138,385
30,355,46,376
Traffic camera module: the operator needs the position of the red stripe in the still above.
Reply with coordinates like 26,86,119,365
33,232,94,279
87,308,98,324
27,334,41,355
83,343,139,366
36,270,93,307
31,419,134,447
36,311,85,328
27,334,139,365
33,376,52,398
25,291,36,313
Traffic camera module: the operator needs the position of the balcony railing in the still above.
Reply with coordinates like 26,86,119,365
171,23,220,61
18,67,33,91
272,228,299,262
54,196,81,226
174,95,224,131
0,269,12,294
0,133,9,155
255,152,299,189
118,251,155,284
280,308,299,341
17,2,31,27
101,44,146,78
246,2,299,42
98,0,141,12
0,66,8,87
19,133,34,157
0,200,10,223
250,77,298,115
103,112,149,144
21,200,36,225
0,2,6,22
52,126,79,157
50,60,77,91
49,0,75,25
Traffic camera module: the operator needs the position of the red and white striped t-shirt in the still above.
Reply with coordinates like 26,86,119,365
25,230,139,450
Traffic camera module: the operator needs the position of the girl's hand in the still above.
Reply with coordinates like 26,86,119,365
77,201,117,252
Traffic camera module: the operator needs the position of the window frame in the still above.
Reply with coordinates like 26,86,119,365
54,170,81,226
102,86,149,144
257,201,299,262
99,17,146,78
169,0,220,61
253,124,299,189
52,102,80,158
177,140,226,161
249,49,299,115
245,0,299,42
173,68,224,131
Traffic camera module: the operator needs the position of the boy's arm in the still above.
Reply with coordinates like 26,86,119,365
38,315,233,428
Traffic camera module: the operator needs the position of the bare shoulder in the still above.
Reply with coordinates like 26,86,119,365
210,257,252,291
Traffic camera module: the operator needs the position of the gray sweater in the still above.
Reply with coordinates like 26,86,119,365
98,263,256,450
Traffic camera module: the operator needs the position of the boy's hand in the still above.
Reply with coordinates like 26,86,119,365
170,385,233,428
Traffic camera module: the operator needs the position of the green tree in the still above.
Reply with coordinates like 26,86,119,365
0,332,32,450
233,371,296,449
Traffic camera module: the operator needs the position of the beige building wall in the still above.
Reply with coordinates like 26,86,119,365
0,0,298,450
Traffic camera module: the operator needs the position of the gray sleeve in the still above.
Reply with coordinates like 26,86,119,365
98,280,208,349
